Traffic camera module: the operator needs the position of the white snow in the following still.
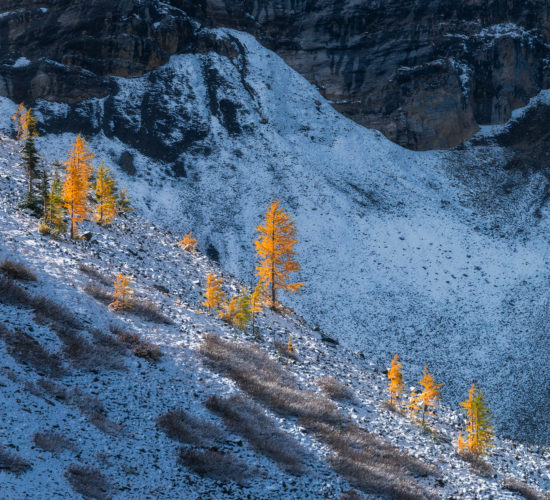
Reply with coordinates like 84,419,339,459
0,135,548,498
13,57,31,68
0,23,547,466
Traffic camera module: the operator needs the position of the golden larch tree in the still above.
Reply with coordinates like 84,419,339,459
220,296,238,324
11,103,27,140
457,384,494,456
63,134,94,238
178,232,198,253
45,170,67,234
202,272,225,313
117,187,133,214
111,272,134,310
387,353,404,406
234,289,251,331
93,162,118,225
255,200,304,308
417,364,443,424
287,334,295,353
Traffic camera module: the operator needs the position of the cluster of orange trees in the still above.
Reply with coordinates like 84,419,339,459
200,200,304,332
12,105,131,238
388,354,494,457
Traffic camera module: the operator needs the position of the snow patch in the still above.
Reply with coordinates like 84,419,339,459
13,57,31,68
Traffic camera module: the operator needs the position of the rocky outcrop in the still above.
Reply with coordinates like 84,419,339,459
2,0,550,149
0,0,237,103
191,0,550,149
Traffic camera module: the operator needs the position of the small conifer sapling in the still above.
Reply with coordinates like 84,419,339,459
234,289,251,331
387,353,404,406
417,364,443,425
202,272,225,313
457,384,494,456
111,273,134,311
93,162,118,225
178,232,198,253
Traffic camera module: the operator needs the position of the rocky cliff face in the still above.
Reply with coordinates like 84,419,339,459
0,0,238,104
2,0,550,150
194,0,550,149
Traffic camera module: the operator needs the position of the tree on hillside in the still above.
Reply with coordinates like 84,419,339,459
220,296,238,325
417,364,443,425
42,169,67,235
234,289,251,331
255,200,304,309
93,161,118,225
387,353,404,406
18,108,41,214
63,134,94,238
111,272,134,311
202,272,225,313
39,168,50,217
457,384,494,456
117,187,133,214
178,232,198,253
11,103,27,140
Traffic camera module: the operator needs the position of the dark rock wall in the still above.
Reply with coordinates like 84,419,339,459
2,0,550,149
194,0,550,149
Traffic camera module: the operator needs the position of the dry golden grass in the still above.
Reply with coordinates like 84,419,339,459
0,445,31,475
457,450,494,477
316,376,354,402
157,409,222,446
36,379,123,436
200,333,340,422
0,322,65,378
109,325,162,362
0,276,80,330
33,430,75,453
302,418,438,499
65,465,113,500
131,298,173,324
501,477,550,500
62,333,126,371
178,449,249,484
205,394,307,474
0,259,37,281
78,263,112,286
83,283,113,305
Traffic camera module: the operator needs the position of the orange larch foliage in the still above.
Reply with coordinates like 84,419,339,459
458,384,494,456
220,295,238,324
287,334,295,352
93,162,118,225
255,200,304,308
178,232,198,253
202,272,225,313
63,134,94,238
417,364,443,424
11,103,28,140
387,353,404,406
111,272,134,310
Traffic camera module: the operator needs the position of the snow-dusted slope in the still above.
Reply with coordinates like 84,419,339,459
0,28,548,444
0,135,548,498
